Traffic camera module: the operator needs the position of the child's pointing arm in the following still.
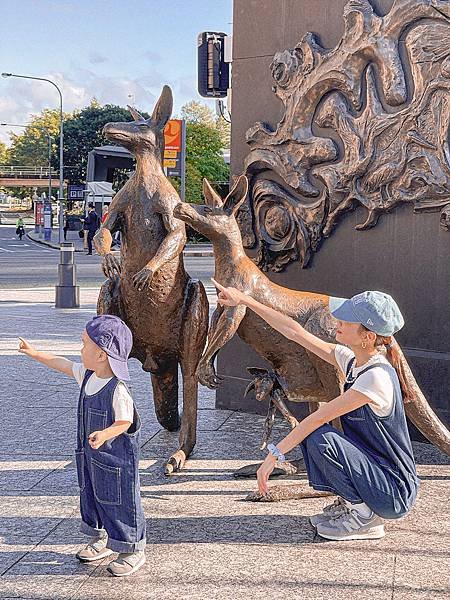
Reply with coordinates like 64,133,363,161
18,338,74,377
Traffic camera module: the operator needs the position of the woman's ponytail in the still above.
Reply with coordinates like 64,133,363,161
375,335,416,404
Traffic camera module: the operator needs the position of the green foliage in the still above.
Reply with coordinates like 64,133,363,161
4,98,229,202
181,101,215,127
0,141,9,164
62,101,148,184
6,109,62,167
178,101,229,203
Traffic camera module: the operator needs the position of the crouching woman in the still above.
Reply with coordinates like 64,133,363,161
213,280,419,541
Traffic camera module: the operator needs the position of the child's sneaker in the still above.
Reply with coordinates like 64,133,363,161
107,550,146,577
309,496,348,527
76,537,113,562
316,509,385,541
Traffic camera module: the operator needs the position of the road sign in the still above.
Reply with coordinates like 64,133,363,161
164,119,182,152
68,185,84,200
164,150,177,159
44,201,52,241
163,120,186,199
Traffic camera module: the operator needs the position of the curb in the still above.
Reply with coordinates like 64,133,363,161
27,233,214,257
27,233,85,252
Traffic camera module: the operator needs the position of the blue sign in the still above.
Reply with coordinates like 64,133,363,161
44,201,52,241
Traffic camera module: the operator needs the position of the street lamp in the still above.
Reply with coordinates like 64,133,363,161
0,122,53,217
2,72,64,244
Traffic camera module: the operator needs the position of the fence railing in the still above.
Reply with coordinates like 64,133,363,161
0,165,58,178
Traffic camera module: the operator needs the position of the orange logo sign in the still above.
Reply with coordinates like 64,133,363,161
164,119,182,151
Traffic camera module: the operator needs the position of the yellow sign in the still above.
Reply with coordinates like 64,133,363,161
164,150,177,159
164,159,177,168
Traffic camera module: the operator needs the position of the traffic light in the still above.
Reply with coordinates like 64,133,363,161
197,32,229,98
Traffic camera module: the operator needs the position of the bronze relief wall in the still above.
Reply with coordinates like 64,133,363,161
240,0,450,271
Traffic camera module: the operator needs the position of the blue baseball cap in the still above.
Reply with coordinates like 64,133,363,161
329,291,404,337
86,315,133,380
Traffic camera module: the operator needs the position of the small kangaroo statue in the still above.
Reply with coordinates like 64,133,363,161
94,86,209,475
173,175,450,473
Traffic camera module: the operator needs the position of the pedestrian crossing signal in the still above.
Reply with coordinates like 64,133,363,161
197,32,229,98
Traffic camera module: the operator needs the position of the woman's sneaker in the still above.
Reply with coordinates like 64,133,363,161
309,496,349,528
107,550,146,577
76,537,113,562
316,509,385,541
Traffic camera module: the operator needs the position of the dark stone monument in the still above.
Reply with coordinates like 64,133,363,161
218,0,450,440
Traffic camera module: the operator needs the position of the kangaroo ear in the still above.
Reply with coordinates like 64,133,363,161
151,85,173,129
203,179,223,209
128,105,145,122
223,175,249,216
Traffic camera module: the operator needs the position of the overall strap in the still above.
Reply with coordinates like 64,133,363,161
345,358,383,386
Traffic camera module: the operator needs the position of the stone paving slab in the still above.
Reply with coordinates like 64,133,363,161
0,287,449,599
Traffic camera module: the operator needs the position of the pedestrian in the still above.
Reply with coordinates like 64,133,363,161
63,215,70,241
16,217,25,241
82,202,101,255
18,315,147,576
101,205,109,224
213,279,420,541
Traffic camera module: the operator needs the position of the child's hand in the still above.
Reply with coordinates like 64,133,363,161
89,431,106,450
18,338,37,358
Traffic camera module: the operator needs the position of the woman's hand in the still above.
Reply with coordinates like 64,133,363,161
18,338,37,358
256,454,277,496
211,278,247,307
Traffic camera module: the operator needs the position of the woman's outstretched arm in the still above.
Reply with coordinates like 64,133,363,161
212,279,337,367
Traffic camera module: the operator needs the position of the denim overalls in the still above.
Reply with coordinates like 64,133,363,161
301,358,420,519
75,370,146,552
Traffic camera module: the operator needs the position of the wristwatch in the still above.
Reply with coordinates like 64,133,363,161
267,443,286,463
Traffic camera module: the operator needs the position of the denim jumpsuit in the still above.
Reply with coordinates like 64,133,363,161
301,359,420,519
75,370,146,552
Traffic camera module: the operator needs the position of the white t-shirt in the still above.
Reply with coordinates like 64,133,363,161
72,363,134,423
334,345,395,417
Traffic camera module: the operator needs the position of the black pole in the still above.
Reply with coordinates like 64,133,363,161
55,242,80,308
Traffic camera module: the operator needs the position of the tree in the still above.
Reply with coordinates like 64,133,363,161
184,122,229,203
181,101,216,127
0,141,9,164
215,115,231,149
62,101,149,185
7,109,62,167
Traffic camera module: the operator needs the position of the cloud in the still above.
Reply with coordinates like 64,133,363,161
141,50,163,63
89,51,108,65
0,70,161,145
0,68,206,147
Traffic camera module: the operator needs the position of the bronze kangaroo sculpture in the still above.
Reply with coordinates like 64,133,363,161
94,86,209,475
173,175,450,469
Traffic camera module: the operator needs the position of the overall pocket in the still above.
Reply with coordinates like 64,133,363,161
344,406,366,421
75,450,86,492
87,408,107,436
91,457,121,506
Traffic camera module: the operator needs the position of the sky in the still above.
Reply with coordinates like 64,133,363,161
0,0,232,146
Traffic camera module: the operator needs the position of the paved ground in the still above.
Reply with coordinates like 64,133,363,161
0,284,449,600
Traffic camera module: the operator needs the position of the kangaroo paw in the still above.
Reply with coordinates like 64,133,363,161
164,449,187,476
233,458,305,479
245,484,333,503
196,362,224,389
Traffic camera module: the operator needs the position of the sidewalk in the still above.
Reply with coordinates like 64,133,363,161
27,230,213,257
0,287,449,599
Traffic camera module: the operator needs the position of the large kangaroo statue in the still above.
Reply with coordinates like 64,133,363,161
94,86,209,475
173,175,450,467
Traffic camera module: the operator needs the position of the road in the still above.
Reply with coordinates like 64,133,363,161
0,225,215,289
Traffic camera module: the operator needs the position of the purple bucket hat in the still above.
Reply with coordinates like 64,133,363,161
85,315,133,381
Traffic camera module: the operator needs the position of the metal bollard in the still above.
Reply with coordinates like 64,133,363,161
55,242,80,308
